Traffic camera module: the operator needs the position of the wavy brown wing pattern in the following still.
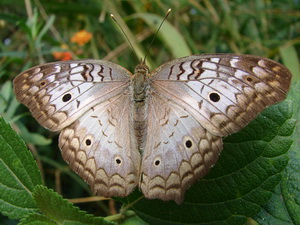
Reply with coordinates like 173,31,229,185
13,54,292,204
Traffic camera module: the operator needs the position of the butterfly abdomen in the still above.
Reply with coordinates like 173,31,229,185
131,62,151,152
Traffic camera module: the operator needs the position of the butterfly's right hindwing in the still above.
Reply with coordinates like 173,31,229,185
140,90,223,204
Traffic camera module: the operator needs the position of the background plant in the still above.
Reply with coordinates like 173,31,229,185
0,0,299,224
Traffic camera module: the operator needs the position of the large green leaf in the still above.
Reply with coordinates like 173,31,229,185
19,185,114,225
254,81,300,224
124,97,295,225
0,117,43,219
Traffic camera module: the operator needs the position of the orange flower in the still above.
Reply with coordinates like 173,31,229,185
71,30,92,46
52,51,72,61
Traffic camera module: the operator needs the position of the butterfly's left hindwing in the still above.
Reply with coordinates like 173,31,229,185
59,91,140,197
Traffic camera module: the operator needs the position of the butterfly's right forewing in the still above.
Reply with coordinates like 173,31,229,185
150,54,291,136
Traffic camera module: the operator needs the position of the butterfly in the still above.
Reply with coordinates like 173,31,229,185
13,53,291,204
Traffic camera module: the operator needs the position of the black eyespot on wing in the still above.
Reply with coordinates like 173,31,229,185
116,158,122,164
62,93,72,102
155,160,160,166
209,92,220,102
185,140,192,148
246,76,253,82
85,139,92,146
39,81,46,87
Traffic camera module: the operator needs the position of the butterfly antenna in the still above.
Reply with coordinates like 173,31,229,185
110,14,139,62
143,8,171,64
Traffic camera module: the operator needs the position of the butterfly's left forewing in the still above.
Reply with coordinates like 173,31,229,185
13,59,132,131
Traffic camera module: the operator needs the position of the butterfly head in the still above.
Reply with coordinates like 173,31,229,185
134,61,150,77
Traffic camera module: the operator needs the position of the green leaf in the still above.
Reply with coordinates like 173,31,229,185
280,45,300,81
132,12,191,59
17,122,52,146
0,81,20,121
32,185,114,225
0,81,50,146
35,15,56,44
254,79,300,224
125,98,294,225
121,214,148,225
20,213,56,225
0,117,43,219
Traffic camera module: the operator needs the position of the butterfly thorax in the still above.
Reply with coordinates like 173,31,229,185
131,62,150,101
130,62,150,152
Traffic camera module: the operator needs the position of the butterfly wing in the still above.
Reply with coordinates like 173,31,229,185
140,54,291,203
140,91,223,204
14,59,140,197
150,54,291,136
59,91,140,197
13,59,132,131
